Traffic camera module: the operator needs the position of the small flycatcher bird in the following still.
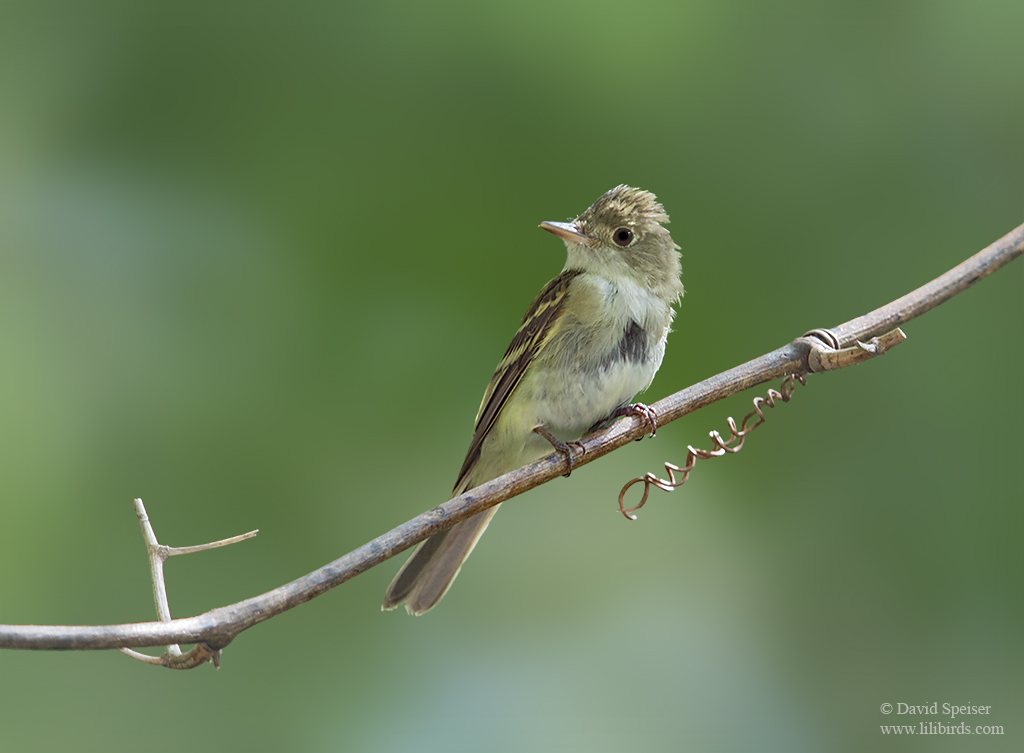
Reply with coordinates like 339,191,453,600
383,185,683,615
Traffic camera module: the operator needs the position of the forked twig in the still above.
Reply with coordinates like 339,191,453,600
119,498,257,669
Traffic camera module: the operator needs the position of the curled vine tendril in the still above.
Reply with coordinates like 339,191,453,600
617,373,807,520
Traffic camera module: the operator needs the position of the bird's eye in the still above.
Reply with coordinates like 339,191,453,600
612,228,634,247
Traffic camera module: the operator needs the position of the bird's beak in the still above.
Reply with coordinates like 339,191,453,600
539,221,591,245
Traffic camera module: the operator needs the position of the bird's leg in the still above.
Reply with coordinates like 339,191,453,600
533,426,585,477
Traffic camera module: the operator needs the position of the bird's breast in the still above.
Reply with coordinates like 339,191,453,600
518,275,672,438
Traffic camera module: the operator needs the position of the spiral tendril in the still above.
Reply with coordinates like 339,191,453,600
617,373,807,519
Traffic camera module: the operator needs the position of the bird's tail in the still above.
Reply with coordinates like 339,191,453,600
382,505,500,615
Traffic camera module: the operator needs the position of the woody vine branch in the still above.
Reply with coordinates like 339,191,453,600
0,222,1021,660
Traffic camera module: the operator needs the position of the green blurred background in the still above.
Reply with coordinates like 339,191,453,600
1,1,1021,751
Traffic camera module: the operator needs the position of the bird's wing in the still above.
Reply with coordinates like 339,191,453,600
452,268,582,492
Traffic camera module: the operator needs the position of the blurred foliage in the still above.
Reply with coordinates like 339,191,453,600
0,2,1021,752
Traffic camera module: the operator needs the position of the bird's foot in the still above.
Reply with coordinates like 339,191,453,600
533,426,585,477
612,402,658,440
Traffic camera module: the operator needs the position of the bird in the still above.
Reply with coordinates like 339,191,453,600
383,185,683,615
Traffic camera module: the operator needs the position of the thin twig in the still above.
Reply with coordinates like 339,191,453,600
167,532,259,557
0,222,1021,658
